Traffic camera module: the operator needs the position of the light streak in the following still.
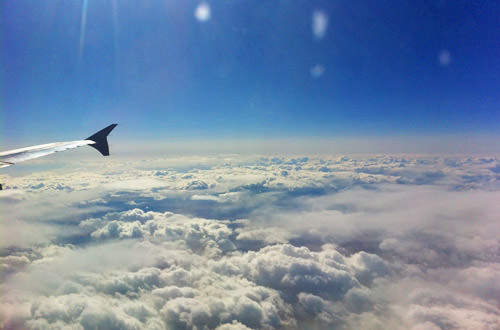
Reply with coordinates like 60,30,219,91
78,0,89,64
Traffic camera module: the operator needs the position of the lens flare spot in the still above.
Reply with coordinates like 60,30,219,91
195,2,211,22
312,9,328,40
310,64,326,78
438,50,451,67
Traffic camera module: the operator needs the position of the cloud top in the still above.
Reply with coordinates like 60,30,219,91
1,154,500,328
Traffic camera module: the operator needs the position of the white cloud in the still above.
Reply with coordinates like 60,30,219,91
2,154,500,329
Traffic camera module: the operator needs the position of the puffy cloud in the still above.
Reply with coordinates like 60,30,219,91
216,321,252,330
214,244,364,302
0,255,31,275
2,154,500,329
81,209,236,257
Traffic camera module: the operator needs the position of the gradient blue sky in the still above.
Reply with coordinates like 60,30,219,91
2,0,500,143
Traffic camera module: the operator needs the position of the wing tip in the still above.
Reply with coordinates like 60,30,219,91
86,124,118,156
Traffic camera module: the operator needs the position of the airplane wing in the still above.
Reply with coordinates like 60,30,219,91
0,124,117,168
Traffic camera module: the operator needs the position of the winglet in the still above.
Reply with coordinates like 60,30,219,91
86,124,118,156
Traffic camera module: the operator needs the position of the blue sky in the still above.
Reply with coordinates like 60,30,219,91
2,0,500,143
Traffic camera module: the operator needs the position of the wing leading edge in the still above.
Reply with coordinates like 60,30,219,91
0,124,118,168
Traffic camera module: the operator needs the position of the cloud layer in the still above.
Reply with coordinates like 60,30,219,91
1,154,500,329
